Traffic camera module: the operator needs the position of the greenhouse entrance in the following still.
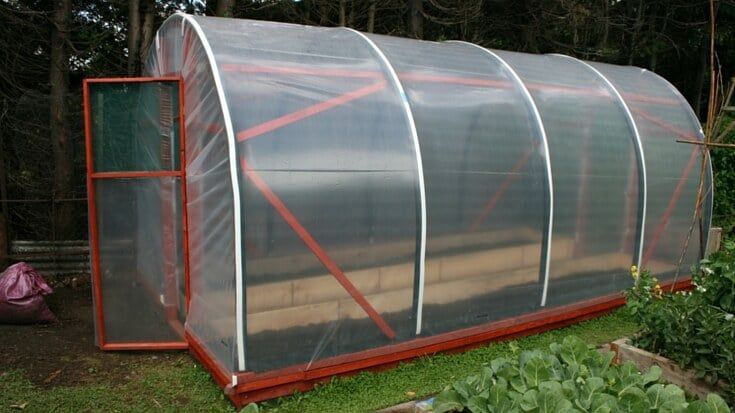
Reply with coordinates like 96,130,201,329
84,77,189,350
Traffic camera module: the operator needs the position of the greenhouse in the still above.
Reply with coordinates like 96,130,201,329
83,13,712,405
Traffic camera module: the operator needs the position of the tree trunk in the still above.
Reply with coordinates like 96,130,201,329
521,21,539,53
693,42,708,119
339,0,346,26
139,0,155,70
127,0,141,75
49,0,74,240
348,0,354,27
367,0,376,32
521,0,539,53
598,0,609,50
319,1,330,25
303,0,312,24
409,0,423,39
648,11,657,70
215,0,235,17
628,0,644,66
0,107,8,268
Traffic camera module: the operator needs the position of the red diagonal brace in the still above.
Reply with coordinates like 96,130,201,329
220,63,682,108
641,148,699,267
399,72,511,88
237,81,387,142
627,108,701,266
621,92,679,107
222,63,382,79
632,108,698,140
220,63,680,106
468,145,536,232
240,156,396,340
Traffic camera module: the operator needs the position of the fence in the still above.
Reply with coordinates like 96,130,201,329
0,197,89,278
9,239,88,277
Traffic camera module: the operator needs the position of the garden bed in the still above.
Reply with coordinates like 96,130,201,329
425,335,731,413
382,337,732,413
610,338,728,400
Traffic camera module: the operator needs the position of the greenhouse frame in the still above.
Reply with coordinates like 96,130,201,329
83,13,712,405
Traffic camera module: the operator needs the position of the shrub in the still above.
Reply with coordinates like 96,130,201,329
712,115,735,238
626,245,735,402
432,335,730,412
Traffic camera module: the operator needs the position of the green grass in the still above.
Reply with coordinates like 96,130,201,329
1,310,637,413
1,358,236,413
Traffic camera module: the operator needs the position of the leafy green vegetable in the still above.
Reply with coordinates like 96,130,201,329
242,403,261,413
432,336,731,413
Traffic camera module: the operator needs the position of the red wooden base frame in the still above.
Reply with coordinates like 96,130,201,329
184,277,691,408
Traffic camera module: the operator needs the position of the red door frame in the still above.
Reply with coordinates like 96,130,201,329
83,77,190,350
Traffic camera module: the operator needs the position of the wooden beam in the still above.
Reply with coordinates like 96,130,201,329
676,139,735,149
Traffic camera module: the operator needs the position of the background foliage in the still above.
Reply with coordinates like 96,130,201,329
712,114,735,237
0,0,734,245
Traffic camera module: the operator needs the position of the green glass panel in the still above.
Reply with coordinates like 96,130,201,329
90,82,180,172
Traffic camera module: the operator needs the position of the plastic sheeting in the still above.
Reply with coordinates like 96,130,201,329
0,262,57,324
88,80,186,344
138,14,711,376
192,17,420,372
90,82,180,172
94,178,184,342
368,37,550,335
147,16,239,367
587,63,712,279
494,52,641,307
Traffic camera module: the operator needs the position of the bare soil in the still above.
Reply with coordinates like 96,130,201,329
0,284,187,388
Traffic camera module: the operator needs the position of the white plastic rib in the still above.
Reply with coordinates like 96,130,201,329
179,13,247,372
554,54,648,270
452,41,555,307
343,28,428,335
647,69,714,253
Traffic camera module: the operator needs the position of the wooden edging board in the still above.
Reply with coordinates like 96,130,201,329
213,278,690,406
609,338,727,400
184,278,692,407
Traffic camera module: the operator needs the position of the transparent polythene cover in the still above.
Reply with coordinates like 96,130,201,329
495,51,641,307
89,81,185,345
194,17,420,371
368,36,550,335
94,177,185,343
147,16,238,370
90,82,180,172
589,63,711,279
142,14,710,375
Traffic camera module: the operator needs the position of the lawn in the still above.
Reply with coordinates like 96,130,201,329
1,301,637,413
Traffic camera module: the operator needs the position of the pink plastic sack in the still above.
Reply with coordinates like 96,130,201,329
0,262,57,324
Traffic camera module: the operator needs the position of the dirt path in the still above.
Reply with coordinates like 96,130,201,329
0,284,188,388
